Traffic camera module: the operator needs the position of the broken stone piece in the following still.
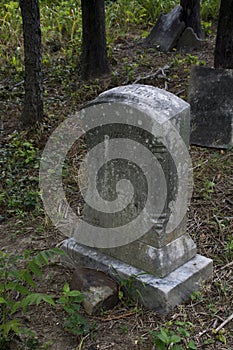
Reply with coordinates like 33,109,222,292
176,27,203,51
144,6,185,51
70,268,119,315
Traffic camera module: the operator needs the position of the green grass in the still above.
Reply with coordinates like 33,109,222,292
0,0,221,71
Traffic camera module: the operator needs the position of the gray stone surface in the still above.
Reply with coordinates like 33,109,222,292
176,27,203,52
82,84,193,277
189,66,233,149
58,84,213,313
70,268,118,315
100,232,196,277
144,6,185,51
60,238,213,314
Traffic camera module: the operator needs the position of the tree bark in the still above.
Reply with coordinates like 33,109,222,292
214,0,233,68
81,0,110,80
19,0,43,127
180,0,203,38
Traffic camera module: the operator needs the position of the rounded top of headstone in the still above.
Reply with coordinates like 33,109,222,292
88,85,189,121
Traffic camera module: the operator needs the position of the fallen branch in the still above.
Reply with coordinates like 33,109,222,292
133,65,171,84
218,260,233,271
0,80,24,91
97,310,137,322
214,313,233,333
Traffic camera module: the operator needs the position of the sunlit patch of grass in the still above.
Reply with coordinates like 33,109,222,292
0,0,221,71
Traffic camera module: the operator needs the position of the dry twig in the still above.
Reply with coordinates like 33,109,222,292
214,313,233,333
133,65,170,84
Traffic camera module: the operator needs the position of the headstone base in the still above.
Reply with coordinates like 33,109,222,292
60,238,213,314
100,232,197,277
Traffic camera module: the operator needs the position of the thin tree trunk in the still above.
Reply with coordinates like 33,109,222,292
214,0,233,68
180,0,203,38
19,0,43,127
81,0,110,80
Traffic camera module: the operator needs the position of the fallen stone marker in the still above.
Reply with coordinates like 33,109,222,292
144,6,185,51
59,84,213,314
189,66,233,149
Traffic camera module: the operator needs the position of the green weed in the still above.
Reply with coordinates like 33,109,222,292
172,54,206,67
201,0,221,20
225,236,233,259
201,178,215,200
57,282,90,336
0,248,62,347
0,132,41,218
0,247,90,347
151,323,197,350
0,0,221,71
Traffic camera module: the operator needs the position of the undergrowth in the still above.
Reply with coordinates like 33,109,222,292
0,0,221,71
0,248,89,349
0,132,41,220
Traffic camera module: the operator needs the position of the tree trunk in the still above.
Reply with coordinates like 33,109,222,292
180,0,203,38
81,0,110,80
214,0,233,68
19,0,43,127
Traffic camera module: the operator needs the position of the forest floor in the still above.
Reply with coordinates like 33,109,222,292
0,22,233,350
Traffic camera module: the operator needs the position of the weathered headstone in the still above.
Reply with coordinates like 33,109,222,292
80,85,195,277
144,6,185,51
60,84,213,314
176,27,203,52
144,5,204,53
189,66,233,149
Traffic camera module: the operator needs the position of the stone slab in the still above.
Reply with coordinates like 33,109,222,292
176,27,203,52
144,6,185,51
189,66,233,149
100,232,197,277
60,238,213,314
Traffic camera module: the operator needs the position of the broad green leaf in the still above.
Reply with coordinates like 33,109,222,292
8,269,22,280
170,345,184,350
170,334,181,343
28,261,42,277
187,340,197,349
1,319,22,336
8,282,29,295
63,282,70,293
21,293,41,312
10,301,22,315
31,255,42,268
65,290,84,300
20,270,35,287
41,294,55,306
37,251,49,265
21,293,55,312
217,334,227,345
156,332,169,345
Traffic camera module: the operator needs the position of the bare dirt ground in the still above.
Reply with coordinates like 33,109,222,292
0,23,232,349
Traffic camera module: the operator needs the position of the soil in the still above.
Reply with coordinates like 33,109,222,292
0,22,232,350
